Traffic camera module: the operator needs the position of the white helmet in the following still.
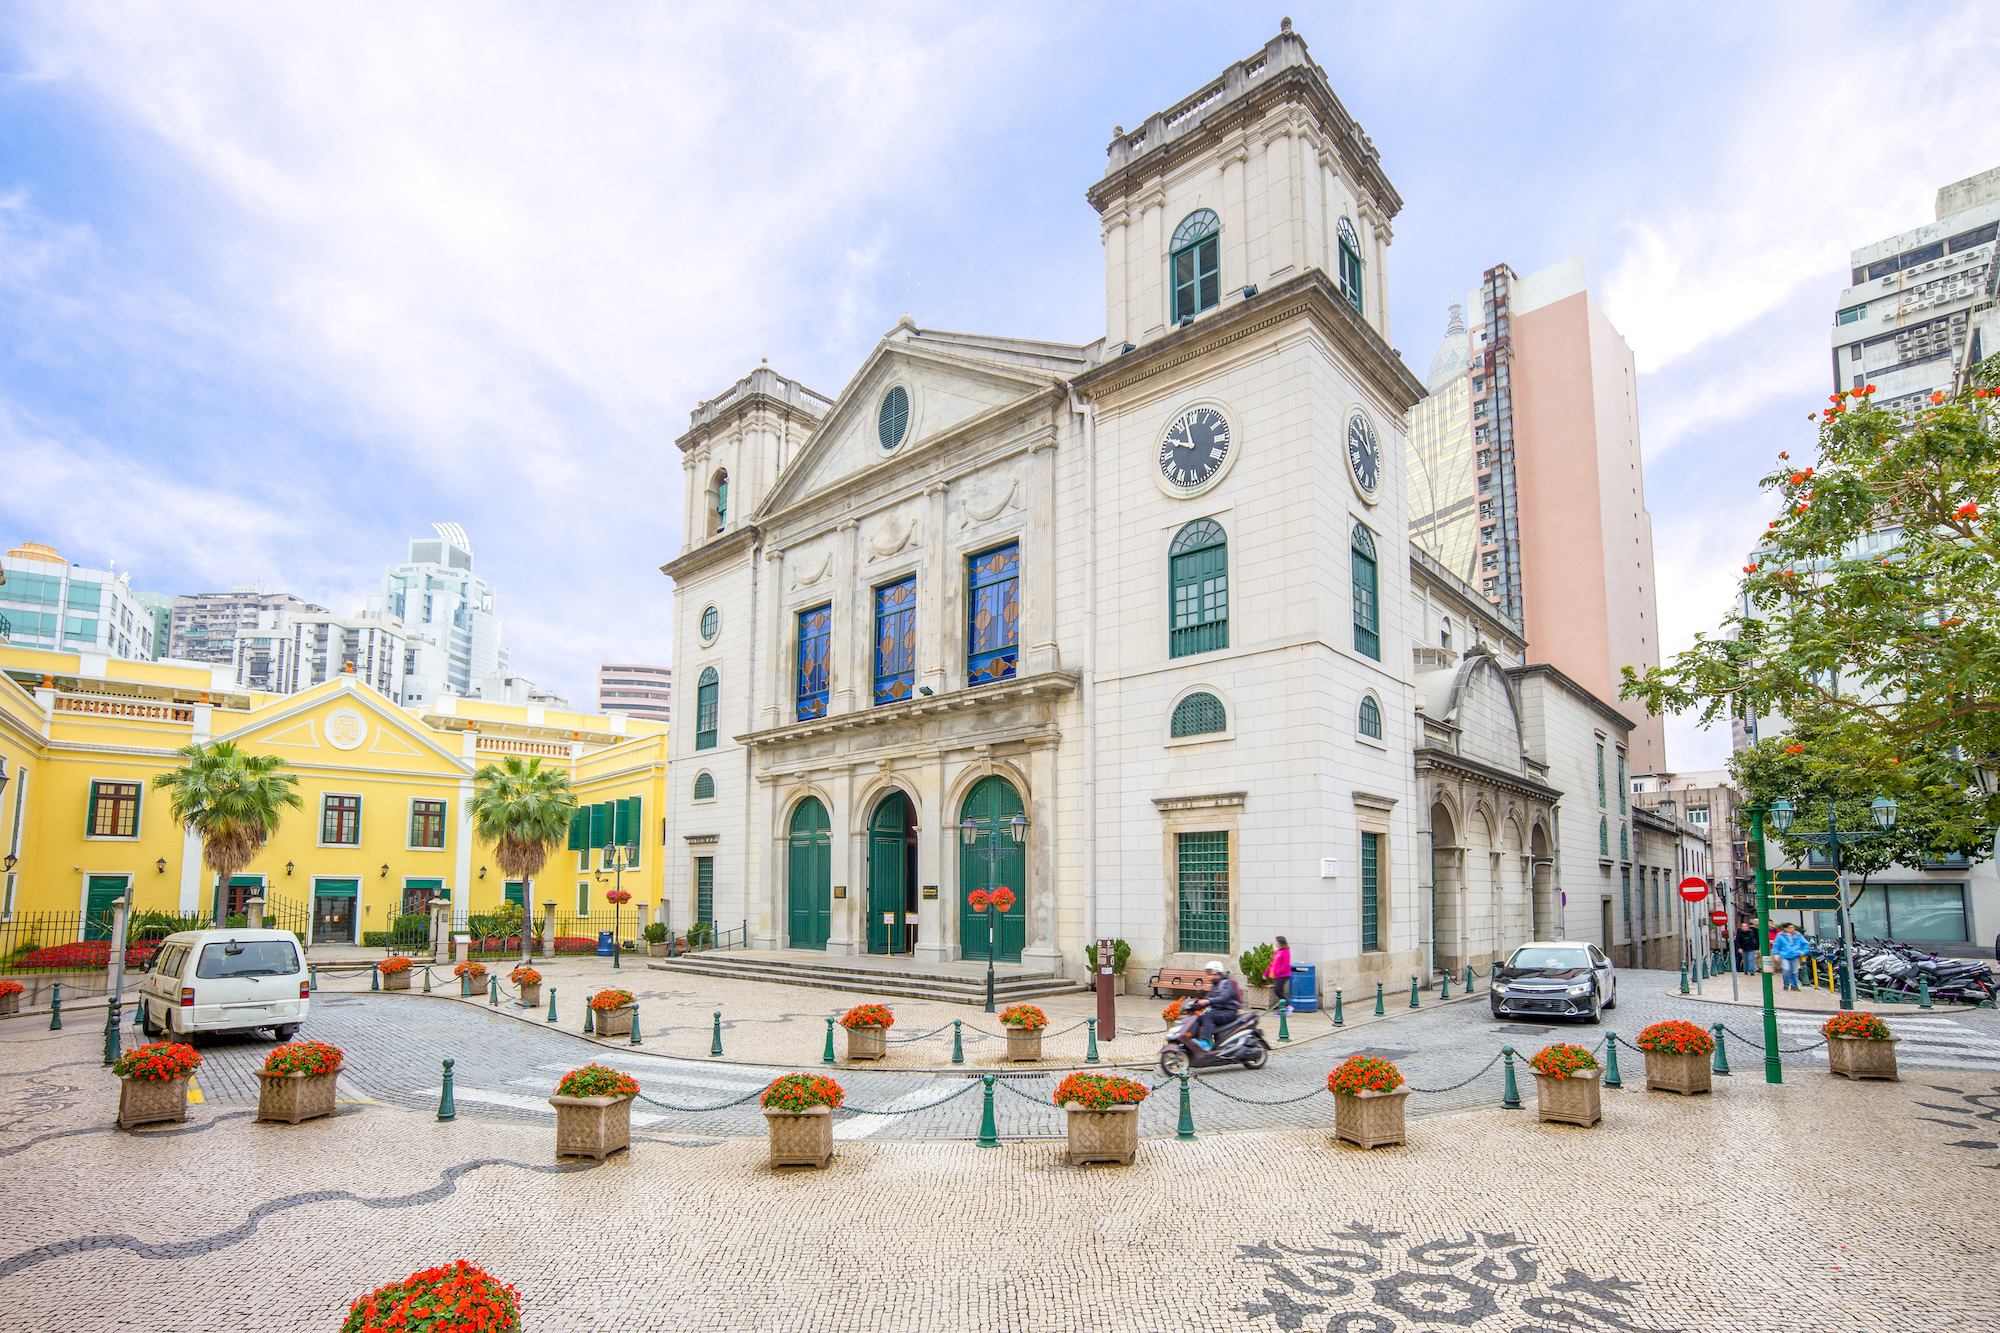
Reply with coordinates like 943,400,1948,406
1204,960,1227,974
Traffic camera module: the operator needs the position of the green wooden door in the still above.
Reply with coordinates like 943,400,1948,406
313,878,359,946
503,880,525,907
868,794,911,954
958,777,1025,963
695,858,714,929
787,798,832,950
83,875,126,941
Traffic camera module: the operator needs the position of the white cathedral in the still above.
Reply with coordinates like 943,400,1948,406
658,23,1666,995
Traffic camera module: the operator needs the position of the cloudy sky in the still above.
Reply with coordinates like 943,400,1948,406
3,1,1997,768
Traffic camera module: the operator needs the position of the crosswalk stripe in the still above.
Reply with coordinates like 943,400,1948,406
834,1086,950,1140
425,1084,667,1127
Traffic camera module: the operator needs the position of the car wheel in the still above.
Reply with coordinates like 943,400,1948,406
1604,981,1618,1011
1490,1002,1503,1019
273,1025,298,1041
1160,1047,1190,1078
1582,993,1602,1025
139,1003,159,1037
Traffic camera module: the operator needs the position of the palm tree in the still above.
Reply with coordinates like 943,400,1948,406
151,740,303,923
467,756,576,961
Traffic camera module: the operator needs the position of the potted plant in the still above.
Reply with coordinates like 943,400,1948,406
1328,1055,1408,1149
589,988,637,1038
510,965,543,1009
1080,939,1131,994
453,960,487,997
0,979,22,1017
257,1039,344,1124
1054,1072,1147,1166
1636,1020,1715,1095
762,1072,843,1168
1000,1004,1048,1061
1526,1043,1603,1127
342,1260,521,1333
377,957,414,991
1161,999,1186,1025
840,1003,894,1060
644,922,670,957
1824,1011,1899,1081
1239,943,1275,1009
548,1063,639,1160
113,1040,202,1129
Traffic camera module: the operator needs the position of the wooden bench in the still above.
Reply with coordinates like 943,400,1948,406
1149,967,1213,999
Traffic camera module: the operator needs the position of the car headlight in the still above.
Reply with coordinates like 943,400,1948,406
1566,982,1592,996
1491,983,1509,996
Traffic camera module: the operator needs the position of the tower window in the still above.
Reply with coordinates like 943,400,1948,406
1337,216,1365,314
1351,523,1379,660
1357,695,1382,740
967,543,1020,685
879,386,910,450
1168,519,1228,658
695,667,719,750
1170,691,1226,738
1171,210,1221,324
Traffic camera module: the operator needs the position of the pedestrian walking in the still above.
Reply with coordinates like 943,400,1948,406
1733,921,1759,974
1268,936,1292,1011
1771,922,1811,991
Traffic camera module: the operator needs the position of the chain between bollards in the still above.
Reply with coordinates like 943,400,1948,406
1176,1072,1196,1140
1333,988,1344,1026
976,1073,999,1147
1711,1023,1729,1076
1084,1018,1098,1063
1500,1046,1522,1109
824,1017,838,1066
546,987,558,1023
710,1010,723,1057
630,1004,642,1046
1603,1031,1623,1088
437,1058,456,1121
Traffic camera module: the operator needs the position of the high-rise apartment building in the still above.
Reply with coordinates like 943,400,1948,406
1832,165,1999,409
229,608,407,699
130,590,172,661
1,542,162,660
597,663,671,724
1404,256,1665,776
366,523,509,706
171,585,322,664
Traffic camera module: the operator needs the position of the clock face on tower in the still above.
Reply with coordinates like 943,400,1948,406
1346,411,1381,502
1158,405,1232,491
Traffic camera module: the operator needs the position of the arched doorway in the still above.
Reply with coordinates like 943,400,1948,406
787,798,831,950
959,776,1025,963
1530,824,1554,939
1429,802,1460,976
867,792,918,954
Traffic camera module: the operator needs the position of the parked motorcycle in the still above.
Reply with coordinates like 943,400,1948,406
1159,1005,1270,1076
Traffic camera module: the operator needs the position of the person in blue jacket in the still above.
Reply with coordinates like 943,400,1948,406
1771,923,1812,991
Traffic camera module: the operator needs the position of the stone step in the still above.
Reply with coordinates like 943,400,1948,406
645,955,1085,1006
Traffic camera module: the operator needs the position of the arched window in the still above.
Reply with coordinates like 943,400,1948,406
1169,519,1228,658
1619,823,1630,862
692,771,715,801
1599,817,1609,857
796,604,831,721
1357,694,1382,740
878,386,910,450
1171,209,1221,324
1337,216,1364,314
695,667,719,750
1170,691,1226,738
1439,617,1452,652
1351,523,1379,660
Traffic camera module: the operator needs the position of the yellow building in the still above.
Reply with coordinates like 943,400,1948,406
0,645,667,950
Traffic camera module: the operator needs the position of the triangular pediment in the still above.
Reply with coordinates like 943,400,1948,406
220,679,467,775
758,332,1080,518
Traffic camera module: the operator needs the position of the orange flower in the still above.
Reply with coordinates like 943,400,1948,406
1861,383,1876,394
1931,392,1945,403
1955,502,1979,519
1786,745,1805,754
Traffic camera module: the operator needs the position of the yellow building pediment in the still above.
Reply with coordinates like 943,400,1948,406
219,679,467,778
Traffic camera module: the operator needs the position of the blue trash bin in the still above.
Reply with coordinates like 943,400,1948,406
596,931,615,957
1289,964,1319,1012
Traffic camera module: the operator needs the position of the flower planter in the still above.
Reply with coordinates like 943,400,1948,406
1332,1087,1409,1149
1061,1102,1140,1166
0,992,19,1017
1004,1027,1043,1062
458,975,485,997
595,1005,635,1038
118,1074,192,1129
845,1024,887,1061
648,942,670,957
256,1069,340,1124
1828,1034,1899,1081
1532,1068,1603,1127
519,982,542,1009
1246,985,1273,1010
382,971,411,991
764,1105,835,1168
549,1093,633,1160
1644,1049,1713,1096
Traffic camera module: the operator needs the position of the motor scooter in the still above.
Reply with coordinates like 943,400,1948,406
1160,1003,1269,1076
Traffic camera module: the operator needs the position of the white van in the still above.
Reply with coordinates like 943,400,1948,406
136,929,310,1040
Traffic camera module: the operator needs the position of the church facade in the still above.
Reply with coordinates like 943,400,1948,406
658,24,1656,993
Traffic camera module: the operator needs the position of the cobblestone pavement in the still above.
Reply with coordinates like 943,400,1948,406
1,1012,1995,1332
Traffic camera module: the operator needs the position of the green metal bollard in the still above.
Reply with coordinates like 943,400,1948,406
48,981,61,1031
1374,982,1385,1016
1919,975,1933,1010
1083,1018,1098,1063
102,997,122,1067
1603,1032,1623,1088
585,1003,594,1035
1710,1023,1729,1076
371,964,379,992
437,1058,457,1121
1440,971,1451,1001
546,987,557,1023
1465,963,1475,992
630,1005,642,1045
310,964,318,991
1501,1046,1521,1109
1333,988,1344,1026
824,1017,838,1066
710,1011,723,1057
1176,1072,1196,1141
1679,962,1690,995
976,1073,999,1148
489,977,499,1007
1277,1008,1290,1043
1409,976,1420,1009
422,967,432,994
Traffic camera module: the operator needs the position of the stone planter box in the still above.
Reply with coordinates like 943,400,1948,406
549,1094,633,1160
457,974,486,997
1004,1027,1043,1061
1531,1068,1603,1127
845,1024,887,1061
765,1105,835,1168
0,991,19,1016
595,1005,635,1039
1061,1102,1139,1166
1246,985,1273,1010
118,1074,191,1129
647,942,670,957
1828,1035,1899,1081
518,982,541,1009
256,1069,340,1124
1333,1087,1409,1149
1644,1048,1713,1096
382,971,411,991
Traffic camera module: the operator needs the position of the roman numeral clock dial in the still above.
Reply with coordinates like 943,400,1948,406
1346,411,1381,503
1158,405,1232,492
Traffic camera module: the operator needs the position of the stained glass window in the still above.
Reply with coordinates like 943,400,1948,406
796,604,831,720
967,543,1019,686
874,577,916,705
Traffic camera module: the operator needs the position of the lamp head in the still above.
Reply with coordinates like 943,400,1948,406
961,823,978,847
1008,813,1028,844
1768,798,1795,833
1870,795,1897,831
156,857,167,874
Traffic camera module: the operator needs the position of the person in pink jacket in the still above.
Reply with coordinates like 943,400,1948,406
1268,936,1293,1011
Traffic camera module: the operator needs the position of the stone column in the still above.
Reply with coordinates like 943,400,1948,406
762,549,787,730
1023,432,1060,675
246,896,265,930
1022,743,1062,972
828,766,860,955
923,484,950,692
831,520,859,714
1103,206,1130,348
915,754,951,962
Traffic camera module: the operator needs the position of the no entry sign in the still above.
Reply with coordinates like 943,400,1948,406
1678,876,1711,903
1709,909,1729,926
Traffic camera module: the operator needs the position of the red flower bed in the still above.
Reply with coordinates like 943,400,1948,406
1636,1020,1714,1056
265,1040,343,1077
0,980,22,999
11,941,159,971
342,1260,521,1333
840,1003,895,1030
553,936,600,954
377,958,413,975
1053,1072,1148,1110
112,1041,201,1081
588,988,635,1012
604,889,632,905
1328,1055,1404,1096
1162,999,1185,1023
1823,1011,1892,1041
509,966,541,987
553,1064,638,1099
999,1004,1047,1030
452,961,487,980
763,1073,844,1112
1526,1043,1599,1078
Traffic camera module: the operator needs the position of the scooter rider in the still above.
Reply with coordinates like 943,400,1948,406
1191,960,1242,1049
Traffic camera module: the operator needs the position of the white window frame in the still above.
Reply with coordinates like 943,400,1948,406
318,790,364,848
406,796,449,852
83,774,145,841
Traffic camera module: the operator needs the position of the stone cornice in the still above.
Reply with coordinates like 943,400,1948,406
1415,745,1562,806
1152,790,1248,812
738,671,1078,750
660,525,761,584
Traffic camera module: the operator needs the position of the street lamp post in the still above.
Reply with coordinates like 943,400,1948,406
1767,794,1897,1012
961,812,1028,1013
1746,804,1783,1083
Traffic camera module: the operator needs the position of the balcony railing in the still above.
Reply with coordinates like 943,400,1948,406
52,693,195,723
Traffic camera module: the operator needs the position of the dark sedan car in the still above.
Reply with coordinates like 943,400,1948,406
1490,941,1617,1023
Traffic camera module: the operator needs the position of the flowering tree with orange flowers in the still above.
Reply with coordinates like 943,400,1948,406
1623,369,2000,855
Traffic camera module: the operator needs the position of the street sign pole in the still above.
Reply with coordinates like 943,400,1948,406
1750,807,1782,1084
1725,892,1738,1002
1096,938,1117,1042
